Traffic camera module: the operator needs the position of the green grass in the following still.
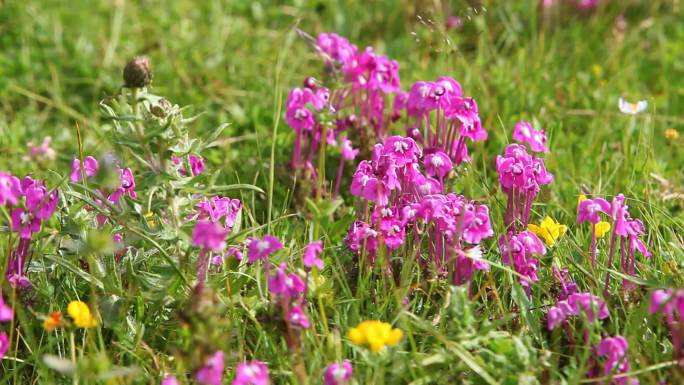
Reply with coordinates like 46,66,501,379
1,0,684,384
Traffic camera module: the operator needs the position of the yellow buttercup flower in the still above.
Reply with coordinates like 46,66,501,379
665,128,679,141
527,216,567,247
67,301,97,328
348,320,403,352
594,221,611,239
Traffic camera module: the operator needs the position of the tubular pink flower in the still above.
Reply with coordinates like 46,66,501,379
323,360,353,385
0,332,8,360
196,351,224,385
0,172,21,205
232,360,270,385
512,121,548,153
303,240,324,270
0,294,13,322
247,235,282,263
192,221,228,252
577,198,611,224
70,156,99,182
287,305,310,329
268,263,305,299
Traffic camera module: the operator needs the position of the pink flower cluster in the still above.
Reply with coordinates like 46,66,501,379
346,135,493,285
650,289,684,359
193,352,270,385
286,33,490,200
496,122,553,290
269,262,309,329
70,155,137,205
1,173,59,288
499,230,546,289
547,292,608,330
171,153,205,177
496,141,553,228
578,194,650,291
590,336,639,385
194,196,242,232
316,33,400,135
552,266,578,301
405,77,486,165
24,136,56,162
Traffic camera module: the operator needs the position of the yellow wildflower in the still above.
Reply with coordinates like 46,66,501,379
67,301,97,328
43,311,62,332
348,320,403,352
665,128,679,141
527,216,567,247
594,221,611,239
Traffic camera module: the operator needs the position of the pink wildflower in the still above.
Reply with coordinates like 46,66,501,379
70,156,99,182
161,376,179,385
288,305,310,329
323,360,353,385
196,351,225,385
247,235,282,263
192,221,228,252
268,263,305,299
423,151,453,179
0,172,21,205
303,240,324,270
0,332,8,360
0,294,13,322
232,360,270,385
512,121,548,153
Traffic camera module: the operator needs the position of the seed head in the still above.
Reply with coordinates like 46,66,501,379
123,56,152,88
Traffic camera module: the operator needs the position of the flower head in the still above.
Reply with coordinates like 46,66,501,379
348,320,403,352
527,216,567,247
594,221,611,238
192,221,229,252
0,332,8,360
24,137,56,162
512,121,549,153
578,198,611,224
0,294,14,322
303,240,324,270
324,360,353,385
0,172,21,206
547,292,608,330
161,376,180,385
67,300,97,328
595,336,638,385
70,156,99,182
288,305,310,329
340,138,359,161
196,351,225,385
268,263,305,299
232,360,270,385
423,151,453,179
247,235,283,263
664,128,679,141
43,311,62,332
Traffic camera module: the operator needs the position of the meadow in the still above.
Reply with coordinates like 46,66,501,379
1,0,684,384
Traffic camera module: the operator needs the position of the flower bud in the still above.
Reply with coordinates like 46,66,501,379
150,98,172,118
123,56,152,88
